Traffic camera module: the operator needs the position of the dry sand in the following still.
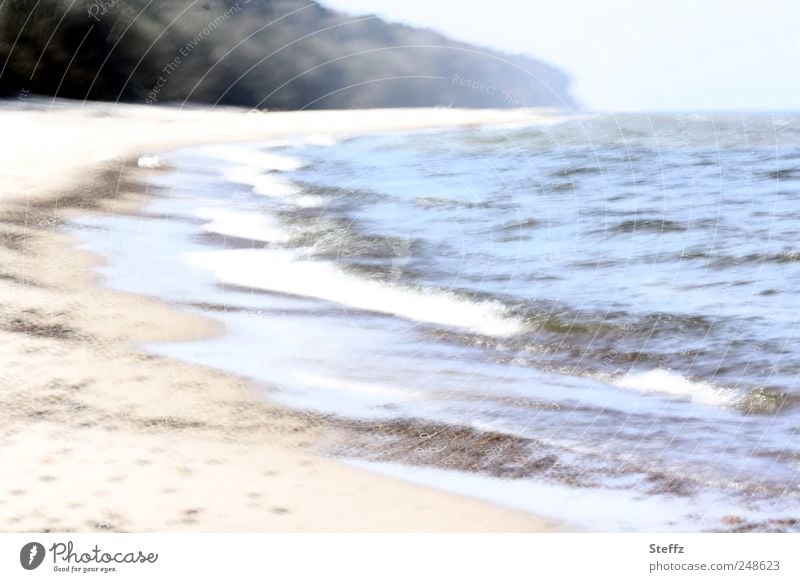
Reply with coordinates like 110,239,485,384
0,99,562,532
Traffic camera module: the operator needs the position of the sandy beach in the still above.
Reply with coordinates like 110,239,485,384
0,100,561,532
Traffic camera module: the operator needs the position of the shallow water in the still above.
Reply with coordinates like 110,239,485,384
72,114,800,531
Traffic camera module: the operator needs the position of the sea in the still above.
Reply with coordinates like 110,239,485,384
72,112,800,531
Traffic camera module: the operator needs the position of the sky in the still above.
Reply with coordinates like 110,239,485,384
324,0,800,112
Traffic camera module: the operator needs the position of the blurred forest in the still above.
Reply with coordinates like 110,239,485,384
0,0,574,109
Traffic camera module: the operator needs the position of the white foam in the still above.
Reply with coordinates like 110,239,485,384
250,176,298,198
292,372,422,401
137,154,162,168
188,248,523,337
614,369,742,407
223,166,305,200
294,194,324,208
208,145,326,207
193,208,289,244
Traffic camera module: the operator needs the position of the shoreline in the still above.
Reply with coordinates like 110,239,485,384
0,101,563,532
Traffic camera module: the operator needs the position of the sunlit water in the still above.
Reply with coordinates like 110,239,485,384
73,114,800,531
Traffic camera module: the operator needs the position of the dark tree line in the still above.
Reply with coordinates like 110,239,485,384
0,0,574,109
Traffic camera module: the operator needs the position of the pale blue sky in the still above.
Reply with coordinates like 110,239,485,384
324,0,800,111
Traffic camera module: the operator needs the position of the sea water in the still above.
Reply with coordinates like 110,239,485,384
72,114,800,531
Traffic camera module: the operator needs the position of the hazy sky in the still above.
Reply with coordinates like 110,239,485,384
324,0,800,112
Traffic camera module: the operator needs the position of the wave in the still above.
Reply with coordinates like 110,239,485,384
680,250,800,267
606,219,688,234
200,141,326,207
224,166,298,196
223,167,323,208
613,369,743,407
613,369,796,414
193,207,289,244
188,248,524,337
